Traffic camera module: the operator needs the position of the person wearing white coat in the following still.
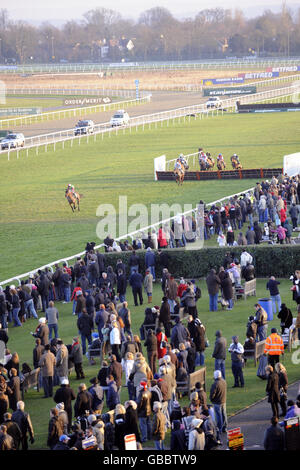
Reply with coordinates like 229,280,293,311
188,418,205,450
110,322,121,362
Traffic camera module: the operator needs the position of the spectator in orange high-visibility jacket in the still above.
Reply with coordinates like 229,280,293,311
264,328,284,368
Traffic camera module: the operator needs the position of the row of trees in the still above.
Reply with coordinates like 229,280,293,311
0,5,300,64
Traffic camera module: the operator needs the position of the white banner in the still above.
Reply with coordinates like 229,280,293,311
154,154,166,181
283,152,300,177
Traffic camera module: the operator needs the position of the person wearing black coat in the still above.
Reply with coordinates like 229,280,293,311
263,416,285,450
74,383,93,418
125,401,141,443
159,297,171,337
114,409,127,451
77,311,94,355
253,221,263,244
117,270,127,303
129,270,143,306
53,379,76,430
277,304,293,334
170,420,187,451
144,329,158,375
187,317,206,366
221,272,234,310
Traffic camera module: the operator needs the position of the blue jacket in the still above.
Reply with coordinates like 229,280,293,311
107,380,120,409
129,272,143,289
145,251,156,268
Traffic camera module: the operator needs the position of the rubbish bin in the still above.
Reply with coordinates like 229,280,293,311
258,298,273,321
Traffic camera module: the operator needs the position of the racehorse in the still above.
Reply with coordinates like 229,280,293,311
217,160,226,171
65,189,81,212
231,157,243,170
206,155,215,170
174,163,185,185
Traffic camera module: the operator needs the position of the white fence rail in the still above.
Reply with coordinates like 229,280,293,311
0,186,255,287
5,87,149,98
1,58,300,73
1,84,298,160
0,94,151,129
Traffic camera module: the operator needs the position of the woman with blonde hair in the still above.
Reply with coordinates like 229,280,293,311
114,403,126,451
275,362,288,417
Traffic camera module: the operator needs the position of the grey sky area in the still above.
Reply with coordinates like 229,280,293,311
1,0,300,26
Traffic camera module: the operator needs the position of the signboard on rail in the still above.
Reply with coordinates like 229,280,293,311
203,86,257,97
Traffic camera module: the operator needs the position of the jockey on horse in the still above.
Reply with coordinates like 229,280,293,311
206,152,215,169
198,150,207,171
174,158,185,184
231,154,242,170
217,153,226,170
178,153,189,170
65,183,80,211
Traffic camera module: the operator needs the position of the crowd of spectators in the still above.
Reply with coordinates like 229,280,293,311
0,173,300,451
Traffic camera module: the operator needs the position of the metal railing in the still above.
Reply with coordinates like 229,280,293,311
0,58,300,73
1,84,298,159
0,94,151,129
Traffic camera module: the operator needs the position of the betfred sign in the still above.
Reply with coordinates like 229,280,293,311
266,66,300,73
239,71,279,79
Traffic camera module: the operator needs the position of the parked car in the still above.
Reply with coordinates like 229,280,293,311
0,130,14,142
110,110,130,127
1,133,25,150
206,97,222,109
74,119,95,135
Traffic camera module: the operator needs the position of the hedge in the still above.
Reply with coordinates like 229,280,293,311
101,244,300,279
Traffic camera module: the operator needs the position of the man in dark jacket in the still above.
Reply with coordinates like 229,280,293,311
159,297,171,337
209,370,227,443
77,310,94,355
145,248,156,282
144,329,158,374
69,337,85,380
95,304,108,340
53,378,76,431
188,317,206,366
137,381,152,443
206,269,221,311
47,407,64,449
2,412,22,450
74,383,93,418
108,354,122,393
212,330,227,379
171,317,190,350
129,250,140,274
12,401,34,450
106,375,120,411
129,270,143,306
263,416,285,450
52,433,71,450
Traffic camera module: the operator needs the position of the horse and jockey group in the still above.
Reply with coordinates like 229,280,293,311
198,148,216,171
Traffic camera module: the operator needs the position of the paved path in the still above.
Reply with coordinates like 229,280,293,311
220,380,300,450
11,91,206,137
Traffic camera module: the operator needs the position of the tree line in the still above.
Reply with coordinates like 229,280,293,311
0,5,300,64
